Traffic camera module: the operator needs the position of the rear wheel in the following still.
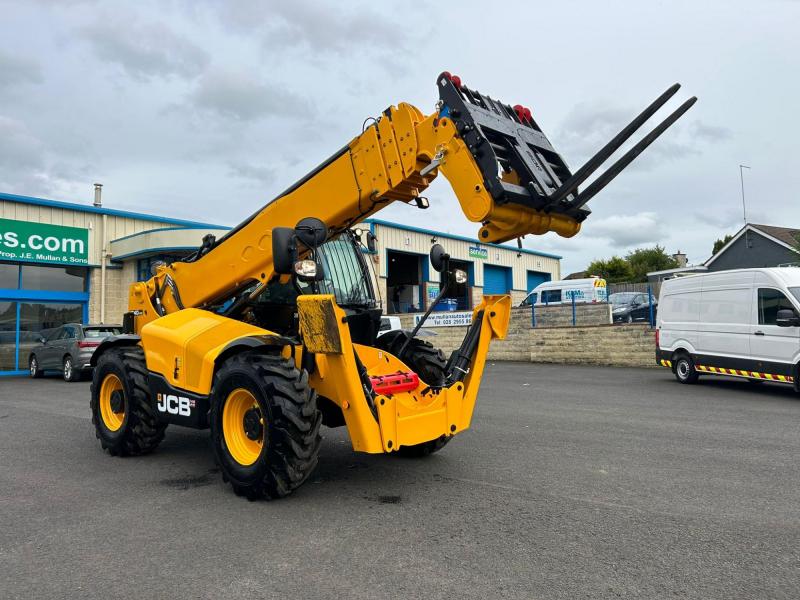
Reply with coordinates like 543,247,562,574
673,353,699,384
375,330,447,387
90,346,166,456
210,353,321,500
29,355,42,378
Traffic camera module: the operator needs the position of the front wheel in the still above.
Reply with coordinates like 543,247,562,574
29,355,43,378
210,353,321,500
90,346,167,455
673,354,699,384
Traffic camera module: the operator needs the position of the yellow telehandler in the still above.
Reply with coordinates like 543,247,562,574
89,73,694,499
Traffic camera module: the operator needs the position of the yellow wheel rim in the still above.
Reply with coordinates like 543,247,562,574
222,388,265,466
99,373,125,432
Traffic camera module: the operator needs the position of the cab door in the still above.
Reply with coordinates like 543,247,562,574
750,288,800,367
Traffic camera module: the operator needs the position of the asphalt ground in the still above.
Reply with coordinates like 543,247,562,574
1,363,799,599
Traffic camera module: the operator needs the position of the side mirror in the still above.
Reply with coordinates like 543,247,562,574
272,227,296,274
776,308,800,327
294,217,328,248
430,244,449,273
39,337,46,344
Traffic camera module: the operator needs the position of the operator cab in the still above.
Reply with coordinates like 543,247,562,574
243,229,382,345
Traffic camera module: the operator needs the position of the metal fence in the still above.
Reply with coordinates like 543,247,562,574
531,285,657,328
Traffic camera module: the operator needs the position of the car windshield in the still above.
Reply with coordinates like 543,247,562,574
84,327,121,338
609,292,638,306
790,287,800,304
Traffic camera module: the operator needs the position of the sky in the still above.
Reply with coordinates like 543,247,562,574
0,0,798,274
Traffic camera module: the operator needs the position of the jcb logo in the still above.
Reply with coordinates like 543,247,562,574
157,393,192,417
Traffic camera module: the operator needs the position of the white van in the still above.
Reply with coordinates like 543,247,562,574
520,277,608,306
656,268,800,390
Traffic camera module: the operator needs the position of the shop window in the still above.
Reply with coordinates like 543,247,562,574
0,263,19,289
0,301,15,371
17,302,83,366
22,265,87,292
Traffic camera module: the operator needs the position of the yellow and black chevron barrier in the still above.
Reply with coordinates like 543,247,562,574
659,359,794,383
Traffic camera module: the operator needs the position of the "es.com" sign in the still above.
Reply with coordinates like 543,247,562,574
0,218,89,265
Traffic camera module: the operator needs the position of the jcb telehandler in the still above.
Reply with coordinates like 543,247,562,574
90,73,694,499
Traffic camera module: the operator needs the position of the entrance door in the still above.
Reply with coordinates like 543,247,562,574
484,265,512,295
526,271,551,293
387,251,423,314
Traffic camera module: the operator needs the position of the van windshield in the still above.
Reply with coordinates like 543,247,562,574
790,287,800,304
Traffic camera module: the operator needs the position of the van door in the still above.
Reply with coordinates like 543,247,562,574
750,288,800,367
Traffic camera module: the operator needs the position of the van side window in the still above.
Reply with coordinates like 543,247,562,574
758,288,796,325
541,290,561,304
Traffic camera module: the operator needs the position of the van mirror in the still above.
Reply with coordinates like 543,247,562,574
776,308,800,327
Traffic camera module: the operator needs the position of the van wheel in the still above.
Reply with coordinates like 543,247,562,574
674,354,699,384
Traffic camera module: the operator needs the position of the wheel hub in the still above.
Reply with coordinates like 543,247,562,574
243,408,263,441
110,389,125,414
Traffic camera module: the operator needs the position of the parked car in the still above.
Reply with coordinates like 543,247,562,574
519,277,608,306
656,267,800,390
29,323,122,382
610,291,656,323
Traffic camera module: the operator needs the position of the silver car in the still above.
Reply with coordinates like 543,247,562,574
29,323,122,382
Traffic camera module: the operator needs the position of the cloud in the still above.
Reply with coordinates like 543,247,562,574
228,161,277,185
209,1,404,55
690,121,733,143
0,50,43,88
0,116,44,170
189,69,312,121
583,212,665,247
79,17,208,80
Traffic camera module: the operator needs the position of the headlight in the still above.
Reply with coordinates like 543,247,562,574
294,260,317,278
613,307,625,313
454,269,468,284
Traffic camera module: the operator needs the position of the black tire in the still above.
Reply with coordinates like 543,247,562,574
375,330,447,387
63,355,80,382
673,353,699,384
375,331,450,456
626,315,633,324
90,346,167,456
29,354,43,378
210,353,321,500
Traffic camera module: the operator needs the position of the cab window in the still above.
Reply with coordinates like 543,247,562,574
758,288,797,325
541,290,561,304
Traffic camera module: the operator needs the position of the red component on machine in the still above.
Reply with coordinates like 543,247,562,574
513,104,525,121
523,107,532,122
450,74,462,89
369,371,420,395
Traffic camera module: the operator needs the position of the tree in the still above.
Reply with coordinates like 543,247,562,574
625,246,678,282
712,234,733,256
586,256,633,283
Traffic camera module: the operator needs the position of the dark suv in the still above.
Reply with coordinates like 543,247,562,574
29,324,122,382
610,292,656,324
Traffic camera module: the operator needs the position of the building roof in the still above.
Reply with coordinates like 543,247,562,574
0,191,227,229
364,218,562,260
749,223,800,248
705,222,800,267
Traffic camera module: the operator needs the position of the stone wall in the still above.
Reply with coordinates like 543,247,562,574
88,262,136,325
393,307,654,367
529,324,657,368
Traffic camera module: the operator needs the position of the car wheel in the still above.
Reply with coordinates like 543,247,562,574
674,354,699,384
63,355,80,382
29,355,43,378
626,315,633,324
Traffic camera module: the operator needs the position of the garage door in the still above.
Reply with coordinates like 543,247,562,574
526,270,551,292
483,265,512,294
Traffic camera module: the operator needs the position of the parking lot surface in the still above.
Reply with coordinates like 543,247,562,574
1,363,799,599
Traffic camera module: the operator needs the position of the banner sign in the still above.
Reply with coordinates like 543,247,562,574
413,311,473,328
468,246,488,260
0,218,89,265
